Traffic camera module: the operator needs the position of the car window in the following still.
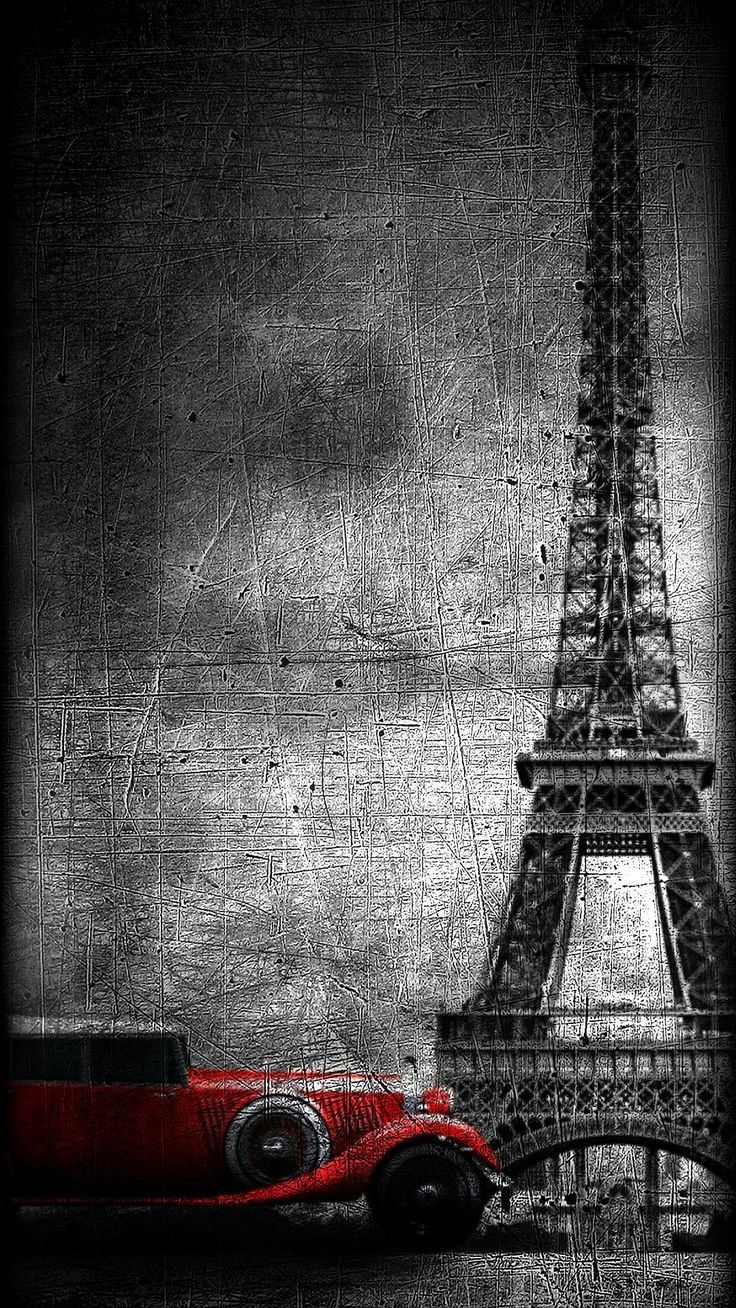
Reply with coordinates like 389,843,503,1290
88,1036,187,1085
9,1033,189,1085
9,1036,85,1082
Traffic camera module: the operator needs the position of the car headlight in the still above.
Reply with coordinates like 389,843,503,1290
404,1086,454,1116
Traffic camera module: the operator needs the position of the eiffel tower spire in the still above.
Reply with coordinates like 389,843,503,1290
548,18,688,753
465,15,733,1025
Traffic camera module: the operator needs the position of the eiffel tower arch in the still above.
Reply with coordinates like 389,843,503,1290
436,13,735,1223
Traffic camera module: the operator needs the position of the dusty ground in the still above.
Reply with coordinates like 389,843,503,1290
10,1205,734,1308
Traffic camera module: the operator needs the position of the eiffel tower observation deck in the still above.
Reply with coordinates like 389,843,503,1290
436,13,735,1201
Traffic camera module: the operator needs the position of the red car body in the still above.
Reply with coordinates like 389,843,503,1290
7,1025,506,1245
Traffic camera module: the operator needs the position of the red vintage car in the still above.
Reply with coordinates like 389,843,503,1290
7,1023,508,1246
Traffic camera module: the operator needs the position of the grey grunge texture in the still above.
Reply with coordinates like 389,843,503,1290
5,0,734,1303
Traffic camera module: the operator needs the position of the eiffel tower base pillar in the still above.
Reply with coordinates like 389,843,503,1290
642,1146,660,1251
574,1149,586,1201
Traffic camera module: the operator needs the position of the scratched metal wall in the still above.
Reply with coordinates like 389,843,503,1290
5,0,733,1074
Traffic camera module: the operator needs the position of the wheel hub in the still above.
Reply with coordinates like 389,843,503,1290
413,1181,443,1209
261,1134,290,1160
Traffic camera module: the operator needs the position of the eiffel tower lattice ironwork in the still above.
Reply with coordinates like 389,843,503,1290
436,18,735,1201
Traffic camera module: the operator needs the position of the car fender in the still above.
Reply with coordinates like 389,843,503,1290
232,1115,502,1206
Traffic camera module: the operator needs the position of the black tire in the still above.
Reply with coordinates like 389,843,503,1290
225,1095,331,1188
366,1140,486,1248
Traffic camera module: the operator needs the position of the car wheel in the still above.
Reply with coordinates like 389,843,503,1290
225,1095,331,1188
366,1139,486,1248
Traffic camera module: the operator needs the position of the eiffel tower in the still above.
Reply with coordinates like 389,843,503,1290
436,14,735,1216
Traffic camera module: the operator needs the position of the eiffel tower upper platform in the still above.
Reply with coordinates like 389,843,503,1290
436,13,735,1202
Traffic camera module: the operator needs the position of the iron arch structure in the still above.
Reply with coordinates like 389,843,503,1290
490,1129,734,1188
441,1014,735,1185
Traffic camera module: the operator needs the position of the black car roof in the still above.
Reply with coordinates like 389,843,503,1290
8,1023,189,1085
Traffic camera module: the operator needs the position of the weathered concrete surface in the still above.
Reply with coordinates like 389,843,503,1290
4,0,734,1301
